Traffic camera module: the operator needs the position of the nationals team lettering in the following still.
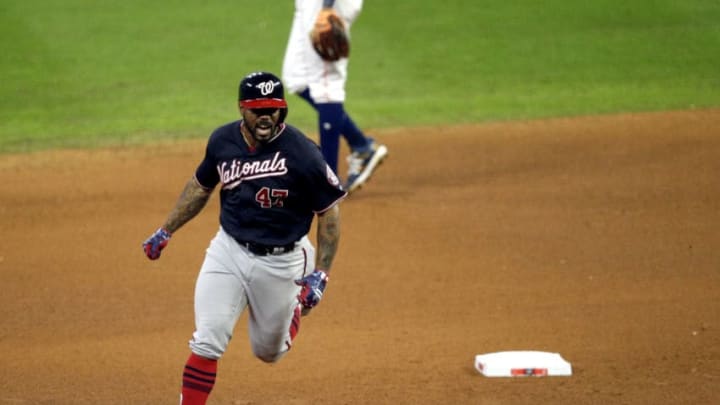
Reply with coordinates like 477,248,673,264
218,151,288,189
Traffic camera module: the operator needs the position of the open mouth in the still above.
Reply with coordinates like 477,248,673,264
254,121,274,137
256,122,273,131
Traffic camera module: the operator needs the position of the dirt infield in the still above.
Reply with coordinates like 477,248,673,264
1,109,719,404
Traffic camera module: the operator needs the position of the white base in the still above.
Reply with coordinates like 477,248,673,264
474,351,572,377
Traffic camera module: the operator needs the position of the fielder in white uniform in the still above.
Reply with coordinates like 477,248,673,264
282,0,388,194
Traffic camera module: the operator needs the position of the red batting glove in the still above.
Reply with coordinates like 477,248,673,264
142,227,172,260
295,270,328,310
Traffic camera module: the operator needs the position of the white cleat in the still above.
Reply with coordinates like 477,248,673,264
344,143,388,193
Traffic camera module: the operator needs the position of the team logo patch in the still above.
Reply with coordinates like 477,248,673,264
257,80,280,96
326,164,341,187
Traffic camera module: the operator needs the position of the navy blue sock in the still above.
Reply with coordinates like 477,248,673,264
297,89,341,171
341,113,372,154
316,103,344,173
297,88,372,166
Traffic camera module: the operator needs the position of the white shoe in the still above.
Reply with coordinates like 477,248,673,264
344,142,388,193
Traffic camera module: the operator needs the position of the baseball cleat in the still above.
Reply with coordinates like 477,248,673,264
344,142,388,193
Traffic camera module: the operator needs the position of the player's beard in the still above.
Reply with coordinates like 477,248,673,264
248,118,277,144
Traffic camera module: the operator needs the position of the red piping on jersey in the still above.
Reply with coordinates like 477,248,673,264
314,194,347,214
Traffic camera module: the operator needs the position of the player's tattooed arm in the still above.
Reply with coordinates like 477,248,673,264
315,204,341,273
162,177,213,233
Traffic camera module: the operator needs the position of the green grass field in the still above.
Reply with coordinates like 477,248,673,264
1,0,719,153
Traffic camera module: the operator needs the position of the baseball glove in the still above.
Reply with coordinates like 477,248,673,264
310,9,349,62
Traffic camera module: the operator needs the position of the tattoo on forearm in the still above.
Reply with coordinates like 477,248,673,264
163,178,212,233
316,206,340,271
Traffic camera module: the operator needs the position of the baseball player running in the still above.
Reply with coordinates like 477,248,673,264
282,0,388,194
142,71,347,405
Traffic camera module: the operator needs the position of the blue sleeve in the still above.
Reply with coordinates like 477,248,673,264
194,142,219,189
306,148,347,212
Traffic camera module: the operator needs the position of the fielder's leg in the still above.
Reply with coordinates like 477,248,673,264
297,89,373,173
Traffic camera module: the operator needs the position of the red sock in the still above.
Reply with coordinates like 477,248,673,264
181,353,217,405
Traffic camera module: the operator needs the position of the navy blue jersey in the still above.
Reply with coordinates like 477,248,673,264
195,121,347,245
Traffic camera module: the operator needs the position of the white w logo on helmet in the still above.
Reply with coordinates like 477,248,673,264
257,81,279,96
